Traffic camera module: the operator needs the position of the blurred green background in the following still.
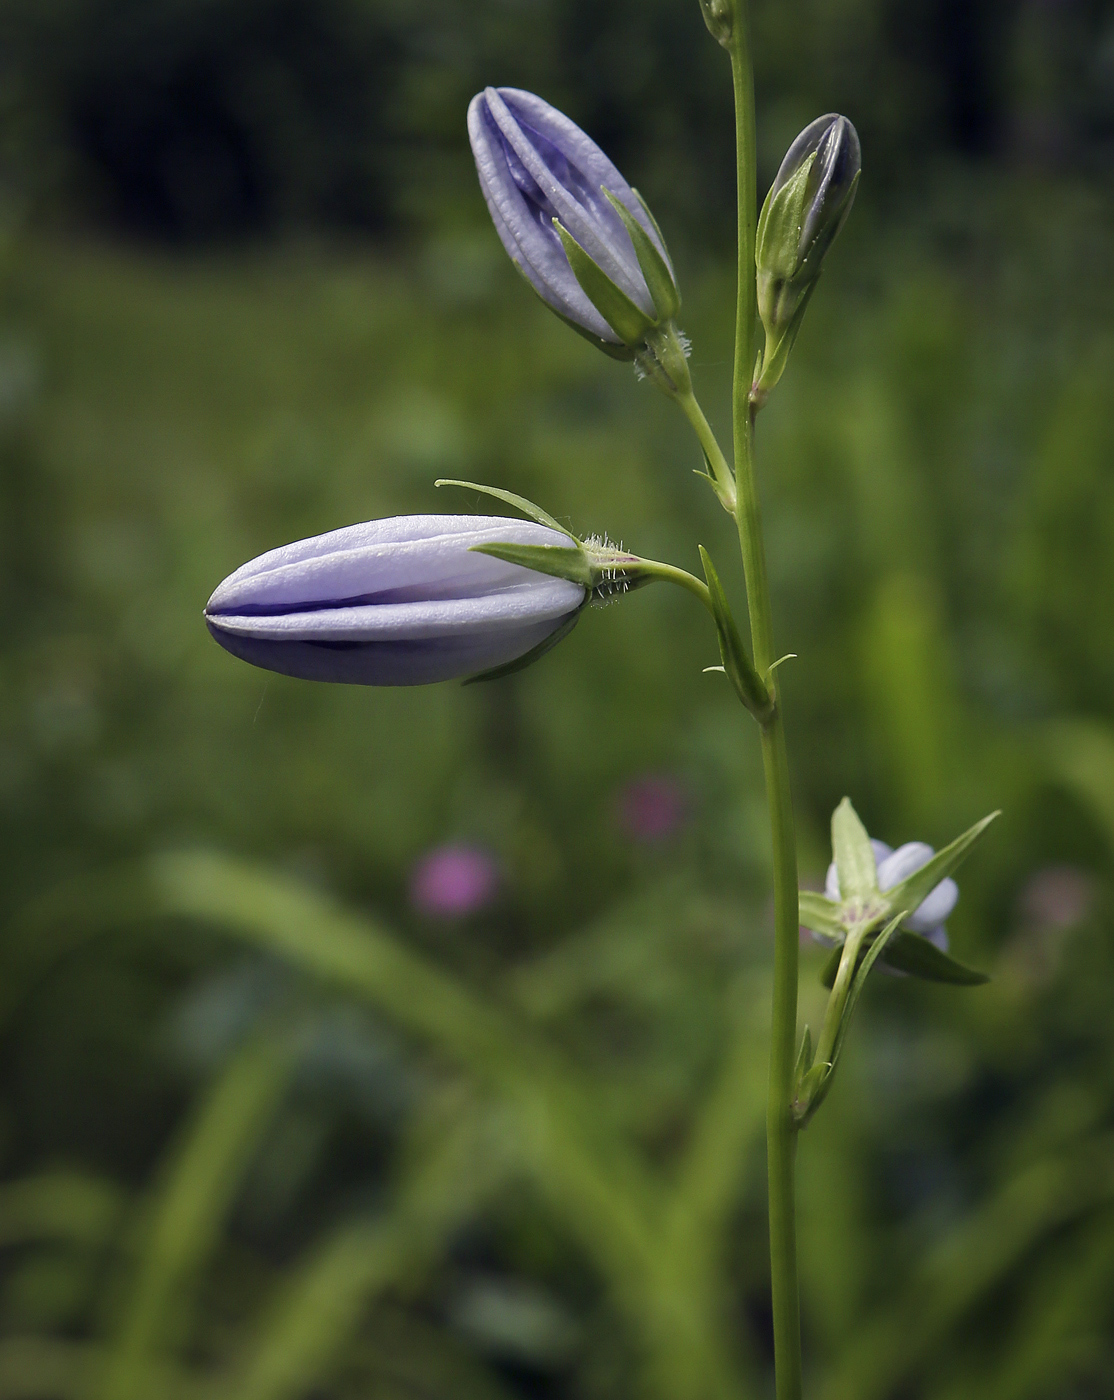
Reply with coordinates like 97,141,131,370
2,1,1114,1397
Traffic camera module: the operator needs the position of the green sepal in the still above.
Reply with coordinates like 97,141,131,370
881,932,989,985
603,189,680,322
882,811,1000,923
697,547,772,719
756,153,817,281
793,1024,813,1090
799,890,844,941
554,220,656,347
463,609,583,686
832,797,878,900
510,261,635,361
631,188,669,253
797,914,904,1126
794,1061,829,1118
435,479,575,540
472,541,592,590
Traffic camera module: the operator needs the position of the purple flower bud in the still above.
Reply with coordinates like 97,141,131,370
468,87,677,350
826,838,958,950
205,515,587,686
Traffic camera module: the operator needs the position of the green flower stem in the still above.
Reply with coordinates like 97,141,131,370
814,922,869,1069
673,389,737,510
629,558,715,610
728,7,803,1400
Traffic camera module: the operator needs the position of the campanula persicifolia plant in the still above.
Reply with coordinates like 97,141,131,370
206,3,999,1394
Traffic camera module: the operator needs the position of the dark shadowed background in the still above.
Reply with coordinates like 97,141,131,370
1,3,1114,1399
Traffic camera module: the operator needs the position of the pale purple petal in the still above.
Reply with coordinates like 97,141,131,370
468,86,669,338
205,515,586,686
825,835,958,935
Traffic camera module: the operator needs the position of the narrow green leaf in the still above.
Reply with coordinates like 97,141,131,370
471,541,592,588
462,610,583,685
882,811,1000,922
698,547,771,718
798,890,844,940
602,189,680,321
434,480,574,539
554,221,656,347
881,931,989,985
832,797,878,900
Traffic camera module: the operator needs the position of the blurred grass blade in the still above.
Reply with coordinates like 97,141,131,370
820,1136,1114,1400
1043,718,1114,850
98,1029,297,1400
0,1171,124,1251
230,1101,512,1400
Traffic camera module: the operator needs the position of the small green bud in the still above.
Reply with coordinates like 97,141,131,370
698,0,734,47
753,114,860,403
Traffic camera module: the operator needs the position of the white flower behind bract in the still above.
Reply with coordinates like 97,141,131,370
468,86,676,351
205,515,587,686
825,839,959,950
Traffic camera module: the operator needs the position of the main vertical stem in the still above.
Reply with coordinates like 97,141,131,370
727,10,803,1399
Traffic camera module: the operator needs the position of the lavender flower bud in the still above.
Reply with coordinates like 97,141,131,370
205,515,587,687
753,114,860,401
468,87,682,369
825,838,958,951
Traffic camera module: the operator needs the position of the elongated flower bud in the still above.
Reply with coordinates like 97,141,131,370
468,87,685,381
753,114,860,401
205,516,587,686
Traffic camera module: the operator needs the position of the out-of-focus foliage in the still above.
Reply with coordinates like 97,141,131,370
2,3,1114,1398
2,0,1114,242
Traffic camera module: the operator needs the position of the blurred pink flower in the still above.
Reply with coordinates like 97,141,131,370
1018,865,1094,930
616,773,688,844
410,844,499,918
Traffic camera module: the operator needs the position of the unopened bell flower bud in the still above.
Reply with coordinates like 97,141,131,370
468,87,688,389
753,113,860,401
205,515,587,686
824,839,958,952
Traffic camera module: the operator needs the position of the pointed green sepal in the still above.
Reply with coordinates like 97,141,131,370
463,610,583,685
698,547,772,720
603,190,680,322
881,932,989,985
756,152,817,282
832,797,879,901
799,890,844,941
435,480,575,540
472,541,592,589
554,221,657,347
793,1024,814,1091
882,812,1000,923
